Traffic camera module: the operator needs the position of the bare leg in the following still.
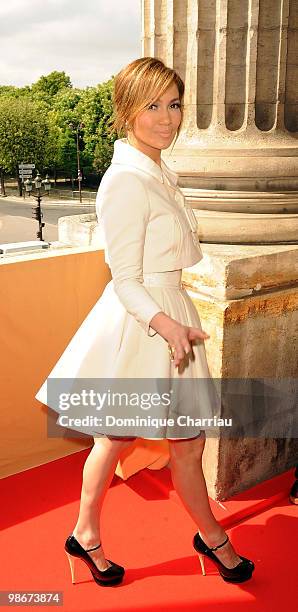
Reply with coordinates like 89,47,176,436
72,436,135,571
169,433,242,569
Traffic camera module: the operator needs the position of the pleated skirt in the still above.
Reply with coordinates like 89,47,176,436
35,270,221,440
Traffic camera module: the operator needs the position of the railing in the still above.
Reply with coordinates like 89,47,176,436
71,191,97,202
38,189,97,202
1,187,97,203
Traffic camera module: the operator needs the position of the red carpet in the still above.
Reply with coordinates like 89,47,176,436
0,449,296,612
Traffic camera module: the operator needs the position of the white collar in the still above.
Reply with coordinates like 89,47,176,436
111,137,178,187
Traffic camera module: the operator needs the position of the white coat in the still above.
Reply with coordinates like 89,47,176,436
96,137,203,336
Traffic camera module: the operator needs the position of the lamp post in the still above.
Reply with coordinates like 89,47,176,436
69,122,84,203
24,172,51,241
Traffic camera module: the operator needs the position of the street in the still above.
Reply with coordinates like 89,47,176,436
0,197,96,244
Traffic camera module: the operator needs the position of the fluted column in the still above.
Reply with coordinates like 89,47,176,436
142,0,298,243
141,0,298,500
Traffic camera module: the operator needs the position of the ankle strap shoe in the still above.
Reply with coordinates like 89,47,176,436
64,534,125,586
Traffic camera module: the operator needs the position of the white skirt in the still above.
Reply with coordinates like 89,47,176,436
35,270,221,440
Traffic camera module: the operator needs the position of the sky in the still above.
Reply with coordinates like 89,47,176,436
0,0,142,89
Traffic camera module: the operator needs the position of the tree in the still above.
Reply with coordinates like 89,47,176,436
48,88,84,179
0,97,54,195
74,85,105,176
31,71,72,104
0,85,31,99
0,71,120,188
91,78,118,175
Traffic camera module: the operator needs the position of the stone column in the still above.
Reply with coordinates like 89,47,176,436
142,0,298,243
141,0,298,499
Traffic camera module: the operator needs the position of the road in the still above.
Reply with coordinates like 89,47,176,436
0,197,96,244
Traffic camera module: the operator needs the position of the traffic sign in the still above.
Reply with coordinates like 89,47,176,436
18,163,35,169
19,173,33,182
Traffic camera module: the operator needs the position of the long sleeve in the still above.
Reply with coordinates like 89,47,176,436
96,170,163,336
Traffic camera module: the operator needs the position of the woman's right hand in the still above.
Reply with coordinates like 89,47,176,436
165,322,210,367
149,312,210,368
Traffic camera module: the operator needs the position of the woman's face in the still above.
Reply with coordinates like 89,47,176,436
127,82,182,164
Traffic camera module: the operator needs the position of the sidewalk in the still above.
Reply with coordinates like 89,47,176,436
0,212,58,243
0,194,96,207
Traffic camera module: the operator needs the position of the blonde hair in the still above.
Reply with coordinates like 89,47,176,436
107,57,184,148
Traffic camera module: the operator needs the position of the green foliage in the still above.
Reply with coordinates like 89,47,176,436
0,97,53,174
0,85,31,98
31,71,72,104
91,78,118,175
48,88,84,175
0,71,119,180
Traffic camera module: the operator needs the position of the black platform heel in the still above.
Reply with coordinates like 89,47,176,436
193,532,255,583
64,534,125,586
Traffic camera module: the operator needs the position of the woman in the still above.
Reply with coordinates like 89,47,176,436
35,57,254,586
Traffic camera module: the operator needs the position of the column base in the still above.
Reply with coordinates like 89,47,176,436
182,188,298,244
182,243,297,499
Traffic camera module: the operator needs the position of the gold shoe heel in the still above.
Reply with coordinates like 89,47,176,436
193,532,255,583
198,553,206,576
64,534,125,586
65,551,77,584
